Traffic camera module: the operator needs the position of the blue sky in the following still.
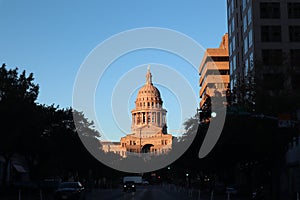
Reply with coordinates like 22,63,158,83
0,0,227,141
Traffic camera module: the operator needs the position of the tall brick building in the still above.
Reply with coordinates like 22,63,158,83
227,0,300,113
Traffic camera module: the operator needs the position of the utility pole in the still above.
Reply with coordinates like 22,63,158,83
140,128,142,153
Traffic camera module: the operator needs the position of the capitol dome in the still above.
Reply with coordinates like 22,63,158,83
135,67,163,109
102,65,172,157
131,66,167,130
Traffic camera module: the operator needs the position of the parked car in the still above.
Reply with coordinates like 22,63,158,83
54,182,85,200
123,181,136,192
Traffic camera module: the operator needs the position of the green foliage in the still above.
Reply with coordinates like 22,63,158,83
0,63,104,181
0,63,39,104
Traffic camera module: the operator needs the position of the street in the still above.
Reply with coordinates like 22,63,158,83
85,185,249,200
0,184,253,200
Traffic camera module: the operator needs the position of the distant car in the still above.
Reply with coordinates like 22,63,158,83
54,182,85,200
123,181,136,192
142,180,149,185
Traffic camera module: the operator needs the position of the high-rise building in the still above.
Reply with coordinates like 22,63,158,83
199,34,230,118
227,0,300,113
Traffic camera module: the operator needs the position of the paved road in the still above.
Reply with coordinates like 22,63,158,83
87,186,192,200
0,185,250,200
85,185,249,200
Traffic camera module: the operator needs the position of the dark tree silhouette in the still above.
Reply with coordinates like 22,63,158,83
0,63,106,187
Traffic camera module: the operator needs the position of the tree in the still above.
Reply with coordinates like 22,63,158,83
0,63,41,186
0,63,105,186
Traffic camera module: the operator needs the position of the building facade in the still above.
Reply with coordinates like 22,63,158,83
101,67,173,157
199,34,230,119
227,0,300,113
227,1,300,197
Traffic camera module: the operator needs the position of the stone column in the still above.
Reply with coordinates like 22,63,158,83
132,113,135,126
158,112,160,126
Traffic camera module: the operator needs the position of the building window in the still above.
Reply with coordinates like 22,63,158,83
244,36,248,54
245,58,249,76
290,49,300,68
231,18,235,34
228,0,232,15
288,3,300,18
262,73,284,90
289,26,300,42
161,140,168,145
249,52,254,70
247,8,252,25
248,29,253,47
244,36,248,55
232,36,236,52
212,57,229,62
233,55,236,71
137,115,141,124
262,49,283,66
260,2,280,18
292,74,300,90
261,26,281,42
243,15,247,33
242,0,247,11
230,60,233,75
229,41,233,55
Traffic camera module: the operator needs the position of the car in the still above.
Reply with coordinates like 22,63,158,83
123,181,136,192
142,180,149,185
54,182,85,200
226,186,238,195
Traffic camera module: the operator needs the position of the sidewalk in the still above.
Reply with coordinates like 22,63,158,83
162,184,250,200
0,188,54,200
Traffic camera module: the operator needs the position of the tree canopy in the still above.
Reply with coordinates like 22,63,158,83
0,63,105,183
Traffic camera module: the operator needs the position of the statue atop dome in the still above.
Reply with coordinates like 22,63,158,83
146,64,152,85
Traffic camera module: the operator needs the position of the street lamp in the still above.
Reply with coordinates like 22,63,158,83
140,128,142,153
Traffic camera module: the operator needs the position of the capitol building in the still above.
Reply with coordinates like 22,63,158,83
101,67,173,157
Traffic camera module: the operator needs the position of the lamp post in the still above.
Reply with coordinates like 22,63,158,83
140,128,142,153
